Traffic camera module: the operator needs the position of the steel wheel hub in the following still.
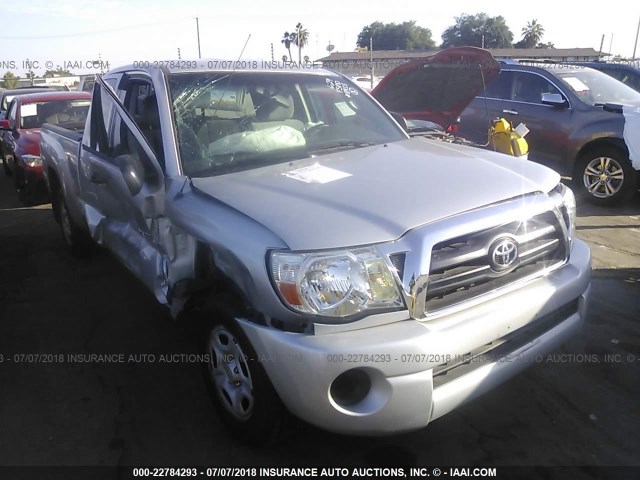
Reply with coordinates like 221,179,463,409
207,326,254,421
583,156,624,199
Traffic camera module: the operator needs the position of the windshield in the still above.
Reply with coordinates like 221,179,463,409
167,71,406,177
20,99,90,129
555,69,640,106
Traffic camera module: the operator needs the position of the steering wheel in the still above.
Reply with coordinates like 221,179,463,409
304,123,331,141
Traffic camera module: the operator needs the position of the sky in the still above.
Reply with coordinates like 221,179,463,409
1,0,639,77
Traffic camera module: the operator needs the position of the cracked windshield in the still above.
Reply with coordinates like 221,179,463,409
168,72,406,176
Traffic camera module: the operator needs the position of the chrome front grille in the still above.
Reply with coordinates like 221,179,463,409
425,211,567,313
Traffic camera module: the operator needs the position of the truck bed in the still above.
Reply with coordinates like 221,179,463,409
41,123,84,142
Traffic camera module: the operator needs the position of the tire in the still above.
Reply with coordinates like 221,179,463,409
57,189,93,257
198,297,288,445
2,153,12,176
574,147,636,206
14,166,32,205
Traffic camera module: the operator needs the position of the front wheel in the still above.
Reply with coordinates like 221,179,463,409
201,299,288,445
575,147,636,205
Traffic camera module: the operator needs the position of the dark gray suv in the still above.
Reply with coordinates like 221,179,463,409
459,63,640,205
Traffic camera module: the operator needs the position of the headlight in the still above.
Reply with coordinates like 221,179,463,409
551,183,576,246
22,155,42,167
270,247,404,318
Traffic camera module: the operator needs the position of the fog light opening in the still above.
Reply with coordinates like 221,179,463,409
330,369,372,408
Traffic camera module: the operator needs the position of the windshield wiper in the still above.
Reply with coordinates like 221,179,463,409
188,147,308,177
308,141,376,154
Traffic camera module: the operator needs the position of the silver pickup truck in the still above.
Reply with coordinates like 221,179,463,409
40,62,591,445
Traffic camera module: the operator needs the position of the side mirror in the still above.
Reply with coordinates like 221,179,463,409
389,111,409,132
541,93,567,107
0,119,10,130
116,154,145,196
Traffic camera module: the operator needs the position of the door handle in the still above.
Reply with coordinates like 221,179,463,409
502,109,518,115
90,172,107,185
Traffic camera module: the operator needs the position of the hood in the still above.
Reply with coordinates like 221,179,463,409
191,138,559,251
371,47,500,128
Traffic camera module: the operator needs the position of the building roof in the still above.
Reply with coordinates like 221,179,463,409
317,48,606,62
317,50,438,61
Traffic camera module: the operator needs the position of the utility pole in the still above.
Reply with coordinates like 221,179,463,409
633,16,640,59
196,17,202,59
370,36,374,90
598,34,604,58
26,59,34,86
609,33,614,57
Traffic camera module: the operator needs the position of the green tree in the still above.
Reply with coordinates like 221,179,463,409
281,31,295,61
356,21,436,50
2,71,20,89
293,23,309,63
441,13,513,48
536,41,555,49
43,69,73,77
517,19,545,49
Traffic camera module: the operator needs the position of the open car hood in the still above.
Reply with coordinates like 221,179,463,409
371,47,500,128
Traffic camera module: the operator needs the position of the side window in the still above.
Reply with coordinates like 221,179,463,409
626,74,640,92
86,82,113,154
604,69,625,82
111,107,160,186
104,78,118,91
483,71,514,100
122,81,165,170
7,101,18,129
512,72,561,104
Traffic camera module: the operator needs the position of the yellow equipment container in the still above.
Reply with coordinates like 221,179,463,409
489,118,529,158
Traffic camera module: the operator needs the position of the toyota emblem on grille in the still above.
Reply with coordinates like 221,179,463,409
489,237,519,271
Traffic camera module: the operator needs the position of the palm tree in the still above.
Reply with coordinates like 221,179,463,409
293,23,309,63
521,19,545,49
281,31,295,62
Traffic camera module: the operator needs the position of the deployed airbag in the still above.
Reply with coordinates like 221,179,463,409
207,125,306,156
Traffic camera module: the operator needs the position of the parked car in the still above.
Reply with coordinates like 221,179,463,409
41,62,590,444
0,91,90,201
454,62,640,205
0,87,56,119
373,52,640,205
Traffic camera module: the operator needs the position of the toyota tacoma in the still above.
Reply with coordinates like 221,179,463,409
40,61,591,444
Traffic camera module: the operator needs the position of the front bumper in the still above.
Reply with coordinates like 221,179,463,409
240,239,591,435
